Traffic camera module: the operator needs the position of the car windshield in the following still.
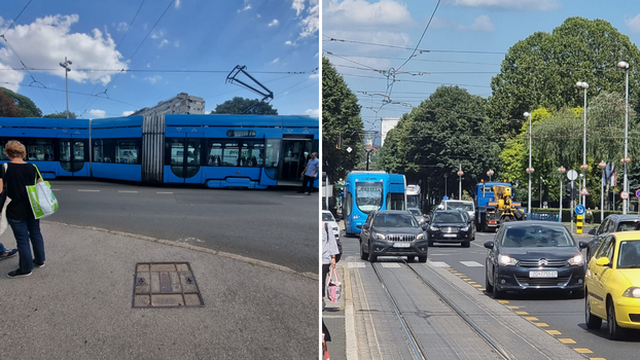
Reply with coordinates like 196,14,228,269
617,221,640,232
445,201,473,211
322,213,334,222
432,212,464,224
618,241,640,268
500,225,574,247
409,209,421,216
373,214,418,228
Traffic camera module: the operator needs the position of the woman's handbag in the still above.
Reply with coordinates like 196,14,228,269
26,165,58,219
326,267,342,303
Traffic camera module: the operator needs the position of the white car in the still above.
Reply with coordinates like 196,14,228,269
322,210,340,240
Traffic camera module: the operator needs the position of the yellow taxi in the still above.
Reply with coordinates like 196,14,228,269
585,231,640,339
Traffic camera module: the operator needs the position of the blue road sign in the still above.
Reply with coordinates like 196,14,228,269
443,196,449,200
636,189,640,198
575,204,585,215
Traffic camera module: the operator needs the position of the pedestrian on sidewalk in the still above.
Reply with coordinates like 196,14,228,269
0,140,46,278
322,222,339,299
300,152,319,195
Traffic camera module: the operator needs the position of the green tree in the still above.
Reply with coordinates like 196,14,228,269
0,91,19,117
212,97,278,115
379,86,501,201
488,17,640,138
43,111,77,119
0,87,42,117
322,57,363,182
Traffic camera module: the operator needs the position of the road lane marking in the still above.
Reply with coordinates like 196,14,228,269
574,348,593,354
118,191,138,193
157,192,174,194
515,311,529,315
460,260,483,267
478,288,485,291
78,189,100,192
559,338,576,344
533,322,549,327
348,262,366,268
428,261,450,267
589,358,606,360
546,330,561,335
472,284,482,288
506,306,519,309
381,263,401,268
524,316,538,321
497,300,509,304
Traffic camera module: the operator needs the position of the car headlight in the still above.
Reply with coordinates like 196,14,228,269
416,233,425,240
461,226,469,232
498,255,517,266
568,254,584,266
430,226,439,231
622,287,640,298
373,232,386,240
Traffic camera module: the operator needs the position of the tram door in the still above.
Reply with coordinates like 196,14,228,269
58,136,89,176
167,135,202,184
280,137,313,182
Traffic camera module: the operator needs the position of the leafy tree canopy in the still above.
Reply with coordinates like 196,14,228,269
212,97,277,115
43,111,77,119
322,57,364,182
0,87,42,117
488,17,640,138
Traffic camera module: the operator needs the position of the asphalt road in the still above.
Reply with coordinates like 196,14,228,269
44,180,318,274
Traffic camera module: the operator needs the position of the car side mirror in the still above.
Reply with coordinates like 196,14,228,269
579,241,588,249
595,257,610,267
588,228,596,235
484,241,494,249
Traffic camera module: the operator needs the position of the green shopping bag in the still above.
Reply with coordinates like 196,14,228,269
26,165,58,219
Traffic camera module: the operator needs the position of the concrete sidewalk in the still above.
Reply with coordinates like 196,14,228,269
0,222,317,360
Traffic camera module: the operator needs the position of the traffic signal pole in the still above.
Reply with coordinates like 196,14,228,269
570,180,575,233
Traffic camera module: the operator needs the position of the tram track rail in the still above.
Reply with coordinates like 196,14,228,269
371,259,513,360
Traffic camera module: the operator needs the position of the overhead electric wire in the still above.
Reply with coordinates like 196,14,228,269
396,0,441,72
323,35,506,55
1,0,33,36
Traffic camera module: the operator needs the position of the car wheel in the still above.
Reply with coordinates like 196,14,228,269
484,269,493,293
360,240,368,260
585,292,602,329
407,256,416,262
367,241,377,263
461,240,470,248
492,271,504,299
607,299,624,340
418,256,427,263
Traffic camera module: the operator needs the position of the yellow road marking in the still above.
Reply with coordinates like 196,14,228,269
589,358,607,360
559,338,576,344
524,316,538,321
533,322,549,327
515,311,529,315
478,288,485,291
574,348,593,354
497,300,509,304
472,284,482,287
506,306,519,309
546,330,561,335
462,278,471,281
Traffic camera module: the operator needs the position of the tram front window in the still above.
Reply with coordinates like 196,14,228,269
355,182,383,213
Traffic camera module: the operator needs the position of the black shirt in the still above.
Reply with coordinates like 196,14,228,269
0,163,41,219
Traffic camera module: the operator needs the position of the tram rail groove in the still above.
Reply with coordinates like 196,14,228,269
371,260,513,360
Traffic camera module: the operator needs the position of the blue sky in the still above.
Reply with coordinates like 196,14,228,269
322,0,640,139
0,0,319,118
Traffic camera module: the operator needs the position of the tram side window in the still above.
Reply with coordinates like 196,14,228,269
116,140,139,164
26,139,55,161
222,142,239,166
93,139,115,162
0,141,8,160
249,141,265,167
207,141,223,166
265,139,281,168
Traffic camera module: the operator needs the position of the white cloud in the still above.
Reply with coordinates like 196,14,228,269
285,40,295,46
298,2,319,38
122,111,134,116
0,14,129,90
117,22,128,32
89,109,106,118
257,14,262,18
306,108,320,117
625,13,640,33
146,63,151,68
144,75,162,84
292,0,305,16
433,15,495,32
174,40,180,47
446,0,560,11
151,30,164,39
159,39,169,48
323,0,413,29
175,0,181,9
271,58,279,64
309,73,319,79
268,19,279,27
238,4,252,12
0,62,24,91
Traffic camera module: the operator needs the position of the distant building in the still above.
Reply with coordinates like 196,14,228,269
380,117,401,147
130,92,205,117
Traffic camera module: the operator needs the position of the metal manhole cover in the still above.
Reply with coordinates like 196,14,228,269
132,262,204,308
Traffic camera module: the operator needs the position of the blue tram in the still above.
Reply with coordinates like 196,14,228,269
0,114,319,189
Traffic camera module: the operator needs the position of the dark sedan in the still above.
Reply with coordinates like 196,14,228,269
359,210,428,263
484,221,588,299
586,214,640,261
427,210,473,247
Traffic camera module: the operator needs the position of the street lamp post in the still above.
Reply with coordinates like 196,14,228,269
577,81,589,207
599,161,606,223
558,166,566,222
540,177,545,208
487,169,494,183
457,165,464,200
618,61,630,214
444,173,448,199
59,57,72,119
524,112,534,215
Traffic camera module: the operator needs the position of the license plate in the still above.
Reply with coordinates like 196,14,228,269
443,234,457,238
393,242,411,248
529,270,558,278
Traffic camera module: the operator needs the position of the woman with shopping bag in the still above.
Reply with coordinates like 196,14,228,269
0,140,47,278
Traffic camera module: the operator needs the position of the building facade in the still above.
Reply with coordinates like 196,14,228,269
130,92,205,117
380,117,401,147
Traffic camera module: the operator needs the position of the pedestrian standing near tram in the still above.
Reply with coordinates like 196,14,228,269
322,222,339,360
300,152,319,195
0,140,46,278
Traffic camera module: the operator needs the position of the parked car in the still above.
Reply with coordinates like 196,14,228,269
440,200,475,223
427,210,473,247
585,231,640,339
484,221,588,299
456,209,476,241
322,210,340,240
359,210,428,263
408,208,428,225
586,215,640,261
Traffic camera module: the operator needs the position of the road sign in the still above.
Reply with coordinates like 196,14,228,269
580,187,589,196
346,147,352,153
567,170,578,181
575,204,585,215
636,189,640,198
621,191,630,200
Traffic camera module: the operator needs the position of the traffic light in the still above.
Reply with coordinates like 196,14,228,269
573,187,579,198
566,183,579,198
565,183,573,197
